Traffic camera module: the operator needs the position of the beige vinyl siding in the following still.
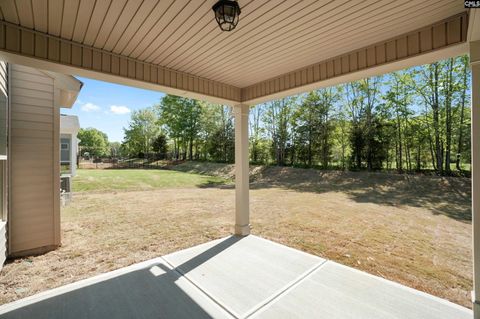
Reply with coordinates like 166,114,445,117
9,64,58,255
0,61,6,96
0,221,5,269
0,60,6,269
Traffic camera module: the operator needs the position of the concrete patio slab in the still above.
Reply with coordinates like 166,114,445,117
0,258,234,319
163,235,325,318
0,235,472,319
252,261,471,319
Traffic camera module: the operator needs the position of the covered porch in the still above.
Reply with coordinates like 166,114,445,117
0,0,479,317
0,235,471,318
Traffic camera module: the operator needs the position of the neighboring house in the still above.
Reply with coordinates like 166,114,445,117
0,63,81,266
60,115,80,177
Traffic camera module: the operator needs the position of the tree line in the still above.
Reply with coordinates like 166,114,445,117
79,55,471,174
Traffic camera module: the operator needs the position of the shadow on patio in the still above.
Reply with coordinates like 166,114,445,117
0,237,241,319
0,235,471,319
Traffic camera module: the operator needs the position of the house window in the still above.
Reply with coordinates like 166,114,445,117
60,137,71,165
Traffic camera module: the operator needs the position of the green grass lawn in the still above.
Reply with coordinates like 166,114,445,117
72,168,230,192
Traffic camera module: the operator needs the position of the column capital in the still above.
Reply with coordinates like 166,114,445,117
233,104,250,116
471,40,480,65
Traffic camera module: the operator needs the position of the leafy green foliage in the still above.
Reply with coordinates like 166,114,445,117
78,127,109,157
152,133,168,155
156,95,203,160
122,108,159,157
102,55,471,174
109,141,121,157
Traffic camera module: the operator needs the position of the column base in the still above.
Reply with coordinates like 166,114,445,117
472,290,480,318
474,301,480,319
234,224,250,236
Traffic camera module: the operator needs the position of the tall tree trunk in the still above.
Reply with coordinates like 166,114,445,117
406,143,412,171
416,143,422,171
396,110,403,172
308,128,312,167
425,115,437,171
444,58,454,173
456,57,468,171
403,115,412,171
322,132,329,168
173,139,177,160
432,63,443,174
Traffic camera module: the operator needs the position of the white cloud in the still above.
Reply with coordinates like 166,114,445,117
110,105,131,115
81,102,101,112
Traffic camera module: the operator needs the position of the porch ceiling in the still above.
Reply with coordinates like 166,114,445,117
0,0,471,105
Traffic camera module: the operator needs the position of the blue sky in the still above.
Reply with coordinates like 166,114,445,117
61,76,165,142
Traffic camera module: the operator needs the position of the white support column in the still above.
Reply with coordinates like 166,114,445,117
471,40,480,318
234,104,250,236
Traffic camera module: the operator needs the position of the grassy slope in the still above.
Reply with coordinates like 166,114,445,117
73,168,230,192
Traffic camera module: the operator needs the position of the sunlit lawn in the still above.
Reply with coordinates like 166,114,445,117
73,168,230,192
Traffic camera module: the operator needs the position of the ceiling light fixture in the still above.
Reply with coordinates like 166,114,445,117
212,0,241,32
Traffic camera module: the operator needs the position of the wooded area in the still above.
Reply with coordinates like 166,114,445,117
80,55,471,175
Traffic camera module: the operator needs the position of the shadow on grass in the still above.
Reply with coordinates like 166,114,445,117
248,167,472,222
196,179,231,188
193,165,471,223
81,164,472,222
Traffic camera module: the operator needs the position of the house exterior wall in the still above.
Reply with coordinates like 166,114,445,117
0,220,5,269
71,135,78,177
60,115,80,177
9,64,59,256
60,135,71,164
0,60,7,269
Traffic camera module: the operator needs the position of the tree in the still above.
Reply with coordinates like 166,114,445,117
250,105,266,164
152,134,168,155
331,96,350,169
78,128,109,157
157,95,202,160
263,97,296,166
203,104,234,162
410,56,471,174
443,58,454,173
456,55,470,170
316,88,336,168
122,108,159,157
292,89,335,167
383,71,414,172
108,55,472,174
109,142,121,158
343,78,382,170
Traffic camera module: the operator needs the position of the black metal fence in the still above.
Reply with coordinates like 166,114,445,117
79,153,186,170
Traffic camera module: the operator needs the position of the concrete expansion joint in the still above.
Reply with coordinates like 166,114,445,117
242,260,328,318
160,256,241,319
